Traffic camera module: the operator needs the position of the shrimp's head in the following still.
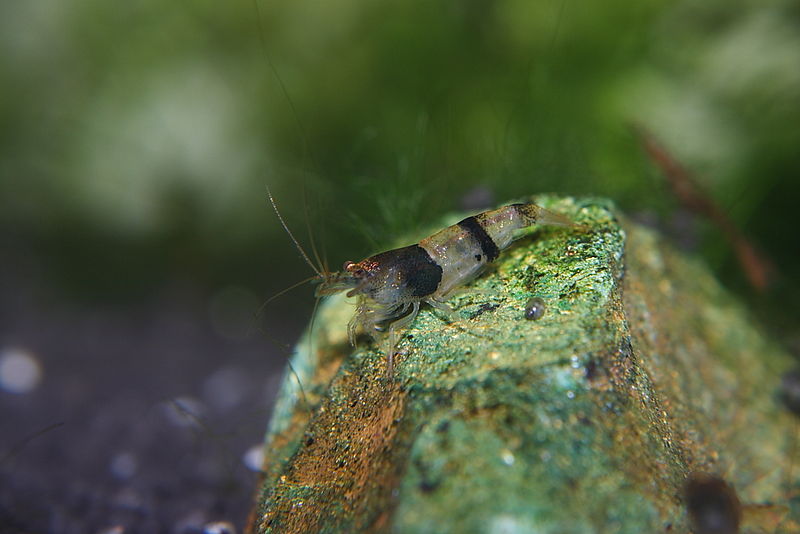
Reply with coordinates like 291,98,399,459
314,259,379,298
316,245,437,305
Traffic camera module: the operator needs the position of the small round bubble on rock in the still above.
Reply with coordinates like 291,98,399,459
524,297,546,321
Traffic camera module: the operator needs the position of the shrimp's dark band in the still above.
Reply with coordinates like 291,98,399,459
372,244,443,297
457,216,500,262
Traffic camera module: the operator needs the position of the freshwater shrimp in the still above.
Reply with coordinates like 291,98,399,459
270,193,574,376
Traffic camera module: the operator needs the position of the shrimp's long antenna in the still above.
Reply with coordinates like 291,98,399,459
254,0,326,275
249,293,317,416
249,274,320,338
1,422,65,467
286,360,311,416
251,0,315,167
267,186,322,278
302,183,326,276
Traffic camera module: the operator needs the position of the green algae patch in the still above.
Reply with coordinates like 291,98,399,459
249,197,797,534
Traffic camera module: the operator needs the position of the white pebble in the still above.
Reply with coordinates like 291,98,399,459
204,521,236,534
243,444,265,472
203,366,247,410
109,452,138,480
0,347,42,394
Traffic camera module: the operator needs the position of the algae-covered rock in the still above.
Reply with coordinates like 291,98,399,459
249,197,797,533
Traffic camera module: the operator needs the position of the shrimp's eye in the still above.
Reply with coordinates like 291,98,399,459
344,261,367,277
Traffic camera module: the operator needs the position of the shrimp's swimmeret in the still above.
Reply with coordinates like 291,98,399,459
315,202,574,376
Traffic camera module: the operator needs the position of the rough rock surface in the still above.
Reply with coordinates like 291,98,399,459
249,197,797,533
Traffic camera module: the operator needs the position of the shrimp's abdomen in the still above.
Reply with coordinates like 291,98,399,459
420,204,529,297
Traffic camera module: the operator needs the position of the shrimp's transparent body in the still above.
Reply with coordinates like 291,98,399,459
314,202,574,375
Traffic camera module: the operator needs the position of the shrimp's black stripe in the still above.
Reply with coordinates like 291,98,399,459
458,216,500,262
368,245,443,297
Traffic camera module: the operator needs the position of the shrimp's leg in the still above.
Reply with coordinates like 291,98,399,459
385,301,420,377
425,297,458,322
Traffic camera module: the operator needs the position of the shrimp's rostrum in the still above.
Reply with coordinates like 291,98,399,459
316,202,574,375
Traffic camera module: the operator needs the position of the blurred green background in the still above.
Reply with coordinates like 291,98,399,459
3,0,799,314
2,0,799,324
0,0,798,530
